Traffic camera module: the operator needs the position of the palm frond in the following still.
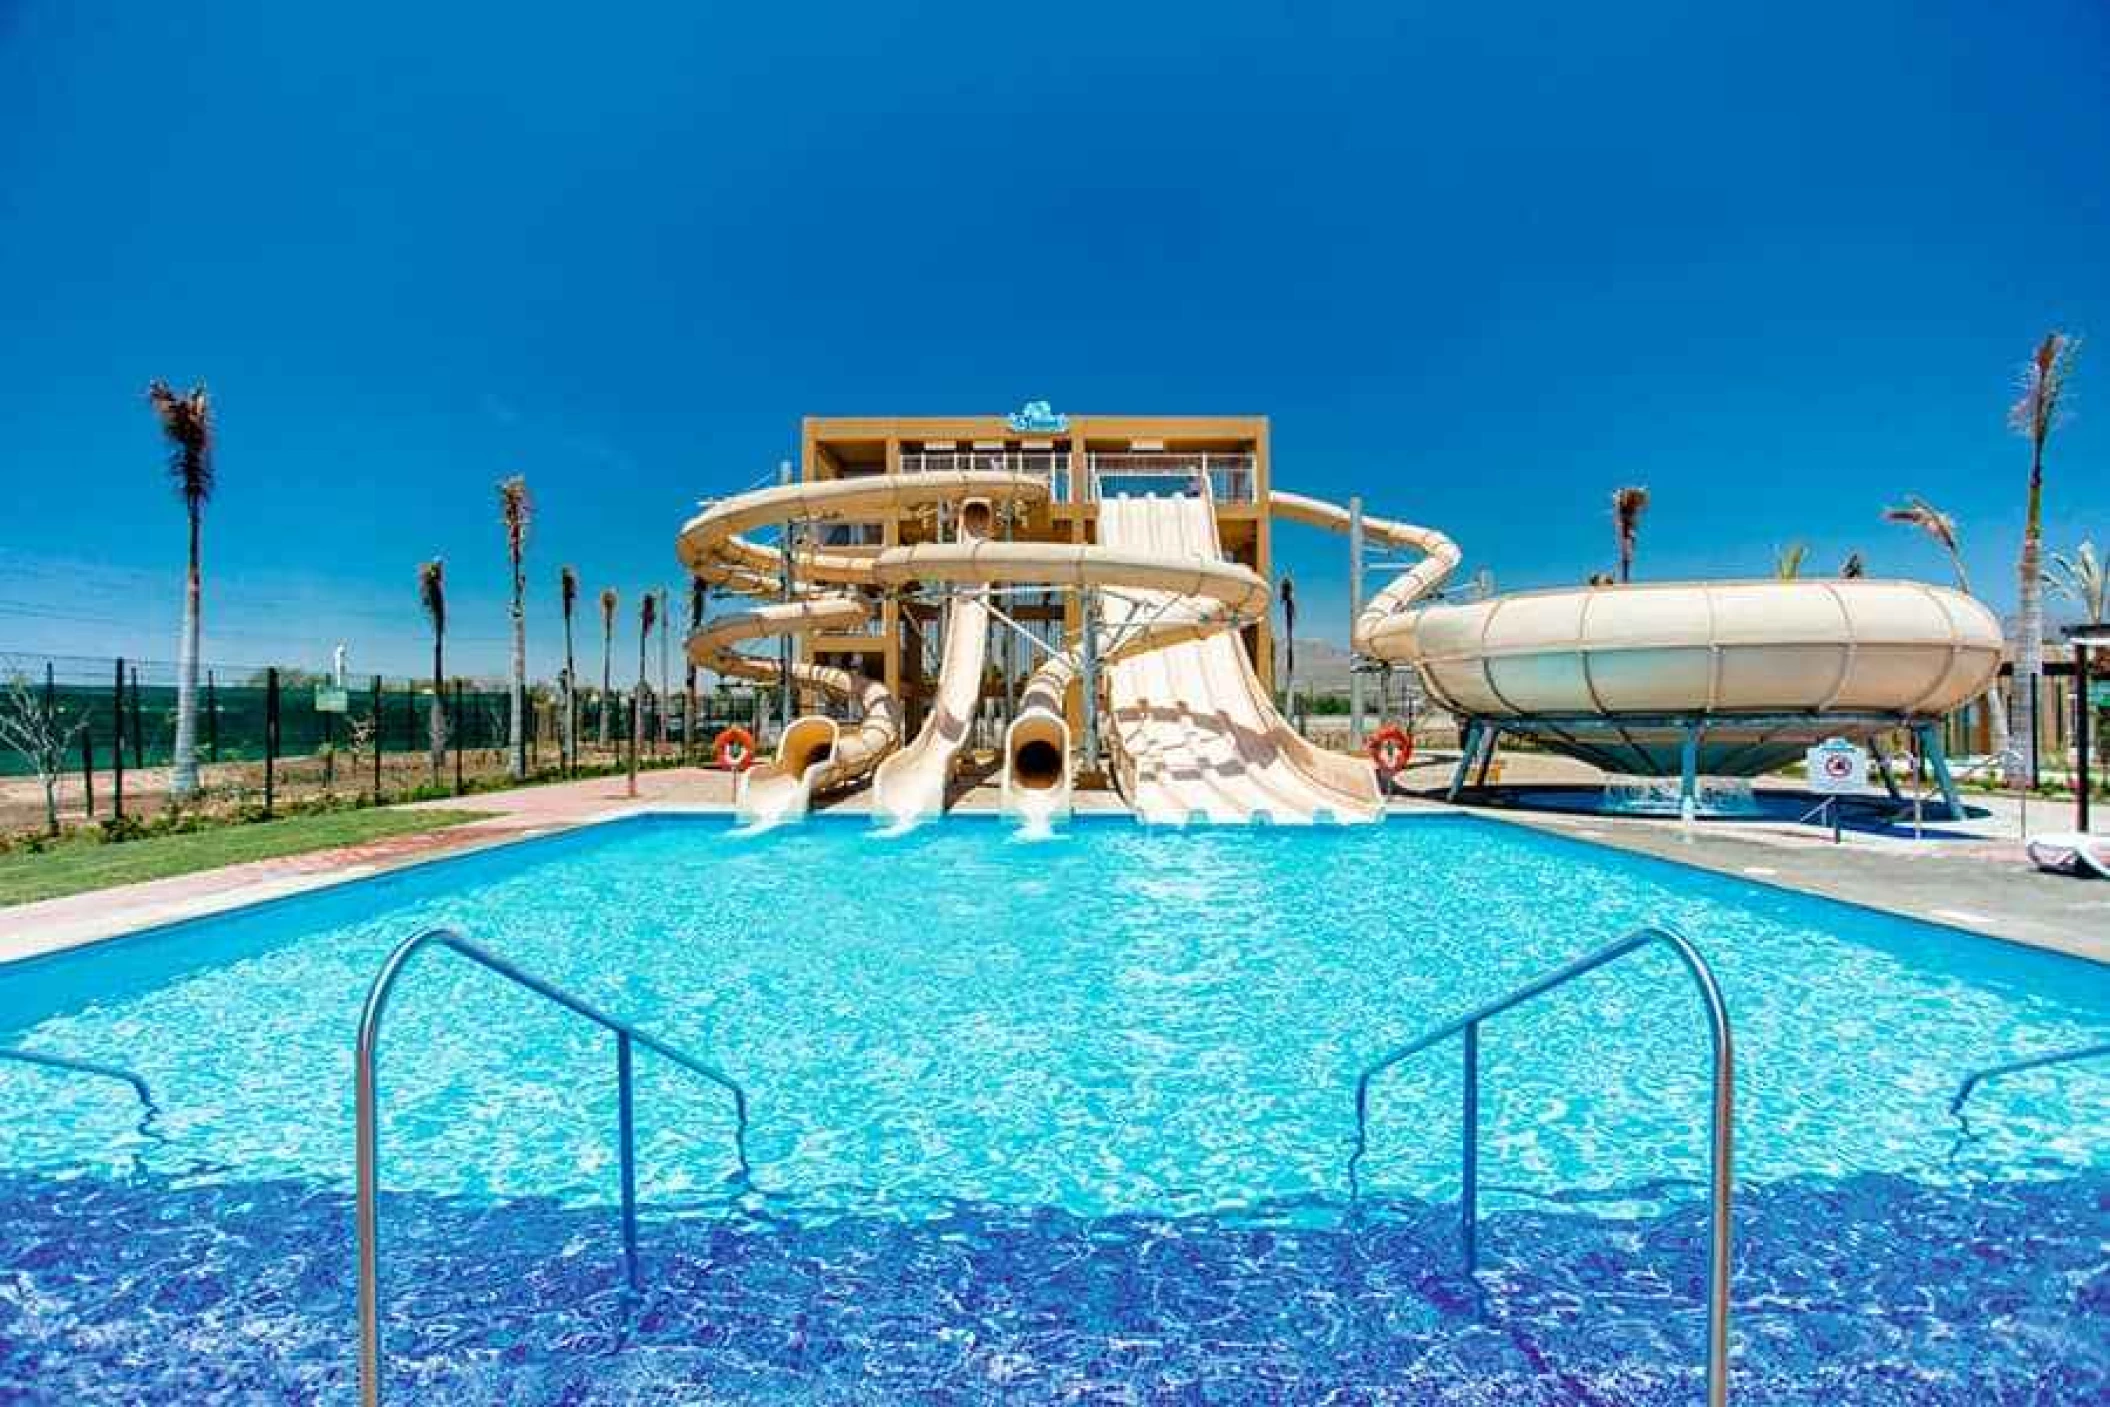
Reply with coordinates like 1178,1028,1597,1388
1881,495,1960,558
148,379,214,511
640,592,658,636
2008,332,2081,444
2045,539,2106,623
1839,551,1866,579
1774,542,1808,580
418,559,446,634
688,575,707,629
600,587,618,628
498,476,532,563
560,565,579,614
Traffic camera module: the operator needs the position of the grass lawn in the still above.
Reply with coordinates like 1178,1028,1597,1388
0,808,492,907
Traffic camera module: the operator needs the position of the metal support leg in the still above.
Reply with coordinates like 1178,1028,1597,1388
1447,721,1480,801
617,1032,640,1290
1080,588,1101,774
1460,1020,1480,1273
1916,723,1964,821
1868,736,1904,803
1473,726,1499,788
1679,722,1701,823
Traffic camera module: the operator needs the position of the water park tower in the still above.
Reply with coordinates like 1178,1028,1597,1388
793,410,1279,732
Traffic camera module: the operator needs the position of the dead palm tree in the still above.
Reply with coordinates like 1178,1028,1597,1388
1774,542,1808,580
149,380,213,800
1884,494,2010,760
2007,331,2081,783
598,588,618,747
559,566,579,771
418,559,447,781
498,476,532,780
2046,539,2106,625
1611,486,1649,583
631,592,657,797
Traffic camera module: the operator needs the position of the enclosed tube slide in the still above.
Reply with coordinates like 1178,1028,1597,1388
869,499,996,827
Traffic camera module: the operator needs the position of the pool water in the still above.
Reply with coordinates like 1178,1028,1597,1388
2,814,2104,1403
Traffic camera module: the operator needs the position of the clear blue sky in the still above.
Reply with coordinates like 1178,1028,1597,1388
2,1,2106,680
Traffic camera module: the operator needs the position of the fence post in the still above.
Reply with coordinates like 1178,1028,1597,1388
206,668,219,764
452,680,465,795
129,665,144,769
112,657,126,821
264,667,279,818
371,674,383,801
80,724,95,817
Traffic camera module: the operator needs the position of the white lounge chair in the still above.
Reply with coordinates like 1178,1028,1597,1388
2025,832,2109,879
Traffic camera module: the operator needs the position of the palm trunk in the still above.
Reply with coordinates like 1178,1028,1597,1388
599,625,613,745
630,632,647,796
2005,456,2046,787
170,511,203,799
562,614,576,770
507,563,526,780
428,636,445,781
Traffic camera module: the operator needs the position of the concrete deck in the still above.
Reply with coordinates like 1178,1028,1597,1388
1,761,2101,967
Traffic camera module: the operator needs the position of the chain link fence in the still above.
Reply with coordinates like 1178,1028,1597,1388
0,652,770,834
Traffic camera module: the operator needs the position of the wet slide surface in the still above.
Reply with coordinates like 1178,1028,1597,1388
1098,497,1380,824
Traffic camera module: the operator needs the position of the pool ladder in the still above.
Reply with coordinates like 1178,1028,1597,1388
355,927,752,1407
1347,925,1735,1407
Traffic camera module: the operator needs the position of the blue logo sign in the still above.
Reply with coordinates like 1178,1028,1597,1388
1006,400,1068,433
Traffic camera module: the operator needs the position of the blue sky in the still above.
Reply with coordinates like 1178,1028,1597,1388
1,1,2106,680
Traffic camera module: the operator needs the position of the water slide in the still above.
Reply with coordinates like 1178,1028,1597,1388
679,472,1047,826
869,500,995,827
1095,497,1387,824
680,470,1274,826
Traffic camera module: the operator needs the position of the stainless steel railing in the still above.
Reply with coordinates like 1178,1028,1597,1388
0,1045,162,1139
355,927,752,1407
1347,925,1734,1407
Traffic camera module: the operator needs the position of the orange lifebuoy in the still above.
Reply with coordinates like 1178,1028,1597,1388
1367,724,1414,774
713,726,756,771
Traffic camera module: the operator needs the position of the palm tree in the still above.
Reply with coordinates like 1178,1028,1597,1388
656,586,671,753
2007,331,2081,783
2046,539,2106,625
1278,573,1296,717
685,575,707,760
1839,551,1866,579
149,380,213,800
418,559,447,781
1884,494,2011,761
1774,542,1808,580
632,592,657,797
598,588,618,748
498,476,532,781
559,566,579,771
1611,486,1649,583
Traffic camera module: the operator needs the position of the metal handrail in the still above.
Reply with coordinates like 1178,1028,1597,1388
0,1046,162,1139
1347,925,1734,1407
355,927,752,1407
1949,1039,2110,1139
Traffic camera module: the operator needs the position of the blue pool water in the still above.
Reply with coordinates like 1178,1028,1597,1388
1,813,2104,1403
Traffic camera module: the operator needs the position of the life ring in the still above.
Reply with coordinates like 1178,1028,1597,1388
712,726,756,771
1367,724,1414,775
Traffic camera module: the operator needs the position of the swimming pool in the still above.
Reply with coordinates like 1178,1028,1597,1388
2,814,2103,1402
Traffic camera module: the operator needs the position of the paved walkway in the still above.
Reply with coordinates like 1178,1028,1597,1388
1,762,2101,967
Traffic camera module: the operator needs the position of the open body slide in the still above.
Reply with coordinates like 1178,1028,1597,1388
1098,496,1382,824
869,502,994,827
